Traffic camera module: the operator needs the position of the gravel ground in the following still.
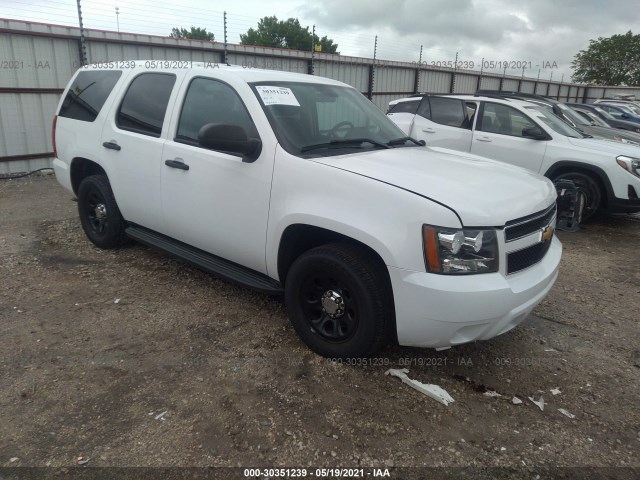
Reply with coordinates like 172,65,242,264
1,174,639,478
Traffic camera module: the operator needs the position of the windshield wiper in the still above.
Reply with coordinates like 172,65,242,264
300,138,390,153
387,136,425,146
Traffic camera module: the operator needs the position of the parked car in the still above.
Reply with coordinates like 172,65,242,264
569,106,640,146
387,93,640,219
565,103,640,133
593,98,640,114
593,103,640,124
53,62,562,358
473,90,640,144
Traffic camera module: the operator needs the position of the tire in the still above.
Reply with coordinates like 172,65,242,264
284,243,393,358
77,174,128,249
553,171,602,220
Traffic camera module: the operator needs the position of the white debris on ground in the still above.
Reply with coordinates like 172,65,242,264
528,396,545,411
483,390,502,398
512,396,523,405
558,408,576,419
385,369,455,406
550,388,562,395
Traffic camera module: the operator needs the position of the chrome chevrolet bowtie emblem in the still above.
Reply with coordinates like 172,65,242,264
542,225,554,242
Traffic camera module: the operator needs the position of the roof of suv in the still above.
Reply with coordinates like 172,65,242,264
83,60,346,86
388,93,544,110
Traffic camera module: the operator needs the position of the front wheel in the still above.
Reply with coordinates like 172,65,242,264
553,171,602,220
284,243,393,358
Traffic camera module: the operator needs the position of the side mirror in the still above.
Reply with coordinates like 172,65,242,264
522,126,548,140
621,113,630,119
198,123,262,162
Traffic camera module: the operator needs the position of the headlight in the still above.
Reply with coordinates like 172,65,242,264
616,155,640,177
422,225,499,274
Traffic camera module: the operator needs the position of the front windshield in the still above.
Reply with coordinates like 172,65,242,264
557,103,591,126
576,109,609,127
524,106,584,138
594,106,615,120
251,82,410,156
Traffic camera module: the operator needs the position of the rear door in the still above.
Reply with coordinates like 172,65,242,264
101,70,185,233
470,101,547,172
409,96,473,151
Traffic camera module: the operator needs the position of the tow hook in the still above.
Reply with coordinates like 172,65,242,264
554,179,585,232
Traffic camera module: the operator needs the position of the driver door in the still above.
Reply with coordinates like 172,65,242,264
160,75,274,274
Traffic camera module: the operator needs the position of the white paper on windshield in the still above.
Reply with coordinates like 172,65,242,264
256,86,300,106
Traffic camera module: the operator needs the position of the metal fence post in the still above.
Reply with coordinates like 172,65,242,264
546,71,552,96
499,65,507,92
476,57,484,91
223,11,228,65
449,51,458,93
367,35,377,101
76,0,88,65
309,25,315,75
413,45,422,94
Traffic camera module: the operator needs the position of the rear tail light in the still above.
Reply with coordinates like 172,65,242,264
52,115,58,158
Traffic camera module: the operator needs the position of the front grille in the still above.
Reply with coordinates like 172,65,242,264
507,240,552,274
504,204,556,241
505,203,556,275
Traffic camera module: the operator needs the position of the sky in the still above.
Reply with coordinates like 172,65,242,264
2,0,639,81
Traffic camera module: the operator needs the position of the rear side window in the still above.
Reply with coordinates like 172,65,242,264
429,97,467,128
388,100,419,114
117,73,176,137
59,70,122,122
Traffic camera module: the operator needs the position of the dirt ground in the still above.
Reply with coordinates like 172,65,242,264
1,174,639,477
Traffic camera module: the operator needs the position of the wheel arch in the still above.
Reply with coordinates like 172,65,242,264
70,157,107,195
277,223,397,344
544,161,613,209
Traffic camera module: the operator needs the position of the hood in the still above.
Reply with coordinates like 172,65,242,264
312,147,557,227
584,126,640,146
567,136,640,154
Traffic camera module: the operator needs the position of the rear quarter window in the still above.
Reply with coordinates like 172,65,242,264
58,70,122,122
388,100,420,114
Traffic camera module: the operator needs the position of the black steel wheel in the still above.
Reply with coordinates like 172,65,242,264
285,243,393,358
77,174,128,249
553,171,602,220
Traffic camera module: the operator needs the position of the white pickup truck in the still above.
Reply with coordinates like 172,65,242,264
53,62,561,358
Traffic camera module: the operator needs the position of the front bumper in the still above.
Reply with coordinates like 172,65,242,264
390,236,562,348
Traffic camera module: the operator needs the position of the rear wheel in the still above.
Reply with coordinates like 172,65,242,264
77,174,128,248
553,171,602,220
284,243,392,358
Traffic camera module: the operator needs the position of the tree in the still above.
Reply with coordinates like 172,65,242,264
240,16,338,54
170,27,214,41
571,31,640,85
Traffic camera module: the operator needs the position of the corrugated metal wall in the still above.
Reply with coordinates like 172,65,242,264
3,19,640,173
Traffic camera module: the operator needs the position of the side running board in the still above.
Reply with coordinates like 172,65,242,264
125,225,283,295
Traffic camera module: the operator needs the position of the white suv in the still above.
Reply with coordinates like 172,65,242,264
53,62,561,358
388,94,640,219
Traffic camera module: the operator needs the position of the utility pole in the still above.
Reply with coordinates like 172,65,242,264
76,0,87,66
115,7,120,32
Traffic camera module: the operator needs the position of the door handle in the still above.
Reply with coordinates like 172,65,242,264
422,128,436,133
164,159,189,171
102,141,121,151
476,136,492,142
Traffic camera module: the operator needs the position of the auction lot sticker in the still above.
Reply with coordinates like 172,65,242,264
256,86,300,106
